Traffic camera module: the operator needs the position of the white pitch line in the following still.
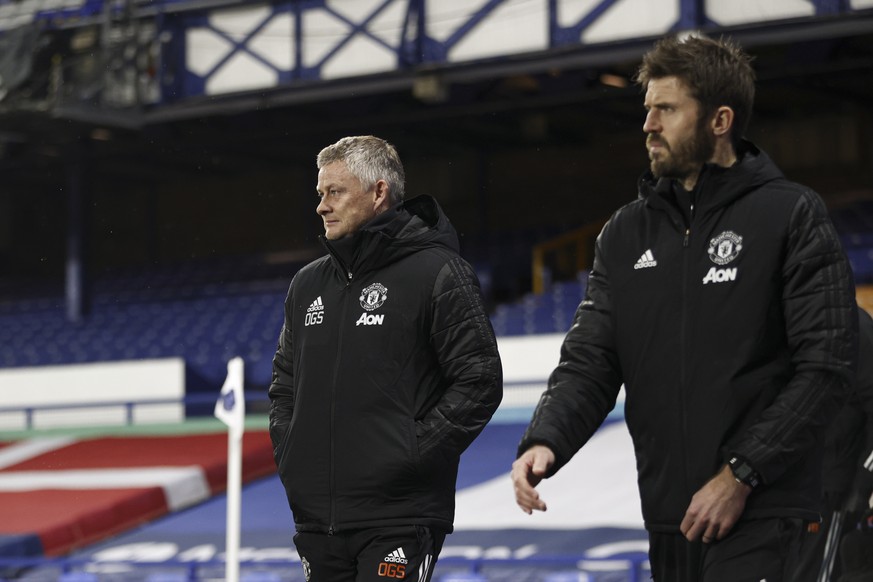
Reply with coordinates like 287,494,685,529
0,466,211,511
0,436,78,470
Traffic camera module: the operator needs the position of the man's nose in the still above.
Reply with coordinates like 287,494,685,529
316,198,329,215
643,111,659,134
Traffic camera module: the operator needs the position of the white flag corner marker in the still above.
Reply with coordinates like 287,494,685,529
214,356,246,435
215,356,245,582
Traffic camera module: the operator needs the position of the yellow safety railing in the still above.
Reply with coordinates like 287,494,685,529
856,285,873,315
531,221,605,295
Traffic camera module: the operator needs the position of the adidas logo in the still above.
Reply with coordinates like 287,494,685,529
304,296,324,327
634,249,657,270
383,547,408,565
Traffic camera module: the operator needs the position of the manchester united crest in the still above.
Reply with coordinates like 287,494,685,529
707,231,743,265
359,283,388,311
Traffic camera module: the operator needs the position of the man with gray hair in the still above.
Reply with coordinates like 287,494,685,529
269,135,503,581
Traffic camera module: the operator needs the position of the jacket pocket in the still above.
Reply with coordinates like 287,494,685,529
408,417,423,475
276,416,298,482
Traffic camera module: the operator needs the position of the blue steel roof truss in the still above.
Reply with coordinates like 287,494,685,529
1,0,870,106
167,0,639,103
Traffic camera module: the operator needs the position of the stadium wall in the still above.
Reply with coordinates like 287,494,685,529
0,358,185,430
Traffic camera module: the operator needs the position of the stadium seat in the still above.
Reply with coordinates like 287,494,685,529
438,573,487,582
542,572,592,582
58,572,99,582
144,574,189,582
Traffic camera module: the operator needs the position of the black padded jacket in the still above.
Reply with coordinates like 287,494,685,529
821,306,873,511
269,195,502,534
518,142,857,532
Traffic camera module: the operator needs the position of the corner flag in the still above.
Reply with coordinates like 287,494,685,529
215,356,245,582
215,356,245,435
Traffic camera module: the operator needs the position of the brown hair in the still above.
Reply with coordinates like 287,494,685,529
636,35,755,148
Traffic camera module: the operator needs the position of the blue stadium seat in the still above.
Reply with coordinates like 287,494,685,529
543,572,592,582
0,258,296,391
144,573,189,582
439,573,487,582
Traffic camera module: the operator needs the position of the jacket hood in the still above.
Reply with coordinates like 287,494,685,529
322,194,460,277
639,140,785,214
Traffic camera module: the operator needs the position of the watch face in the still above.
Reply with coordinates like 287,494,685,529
729,457,760,488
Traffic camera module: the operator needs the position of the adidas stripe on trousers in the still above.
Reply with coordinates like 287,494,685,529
293,525,446,582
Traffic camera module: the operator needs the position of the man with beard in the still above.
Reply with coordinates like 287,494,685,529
511,35,857,581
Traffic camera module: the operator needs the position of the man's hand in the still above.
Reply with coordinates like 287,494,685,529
511,445,556,514
680,464,752,544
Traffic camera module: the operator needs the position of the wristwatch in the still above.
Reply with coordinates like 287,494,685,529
728,455,762,490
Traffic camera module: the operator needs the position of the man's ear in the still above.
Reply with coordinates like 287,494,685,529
711,106,735,138
373,179,391,210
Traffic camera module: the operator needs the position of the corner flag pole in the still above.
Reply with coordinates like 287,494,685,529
215,357,246,582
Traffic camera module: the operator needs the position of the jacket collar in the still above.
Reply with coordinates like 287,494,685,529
320,195,459,279
639,141,785,215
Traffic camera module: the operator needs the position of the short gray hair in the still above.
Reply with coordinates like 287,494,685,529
316,136,406,203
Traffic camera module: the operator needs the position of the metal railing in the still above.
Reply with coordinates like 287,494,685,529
0,393,268,432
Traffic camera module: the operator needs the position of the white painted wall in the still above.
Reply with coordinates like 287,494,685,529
0,333,615,430
706,0,814,26
496,332,626,422
0,358,185,430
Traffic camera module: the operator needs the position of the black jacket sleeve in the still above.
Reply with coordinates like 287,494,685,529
732,190,858,485
850,306,873,509
268,281,296,464
821,308,873,508
415,257,503,464
517,225,624,475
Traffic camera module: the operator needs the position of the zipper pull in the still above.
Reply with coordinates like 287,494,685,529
328,526,335,536
684,228,690,247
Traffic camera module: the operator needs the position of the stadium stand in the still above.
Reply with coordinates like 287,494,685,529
0,257,583,405
1,199,872,581
0,227,576,396
490,273,588,337
4,195,873,395
0,255,297,391
831,198,873,283
2,0,872,579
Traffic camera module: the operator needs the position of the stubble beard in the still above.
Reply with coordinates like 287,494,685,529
648,118,715,182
